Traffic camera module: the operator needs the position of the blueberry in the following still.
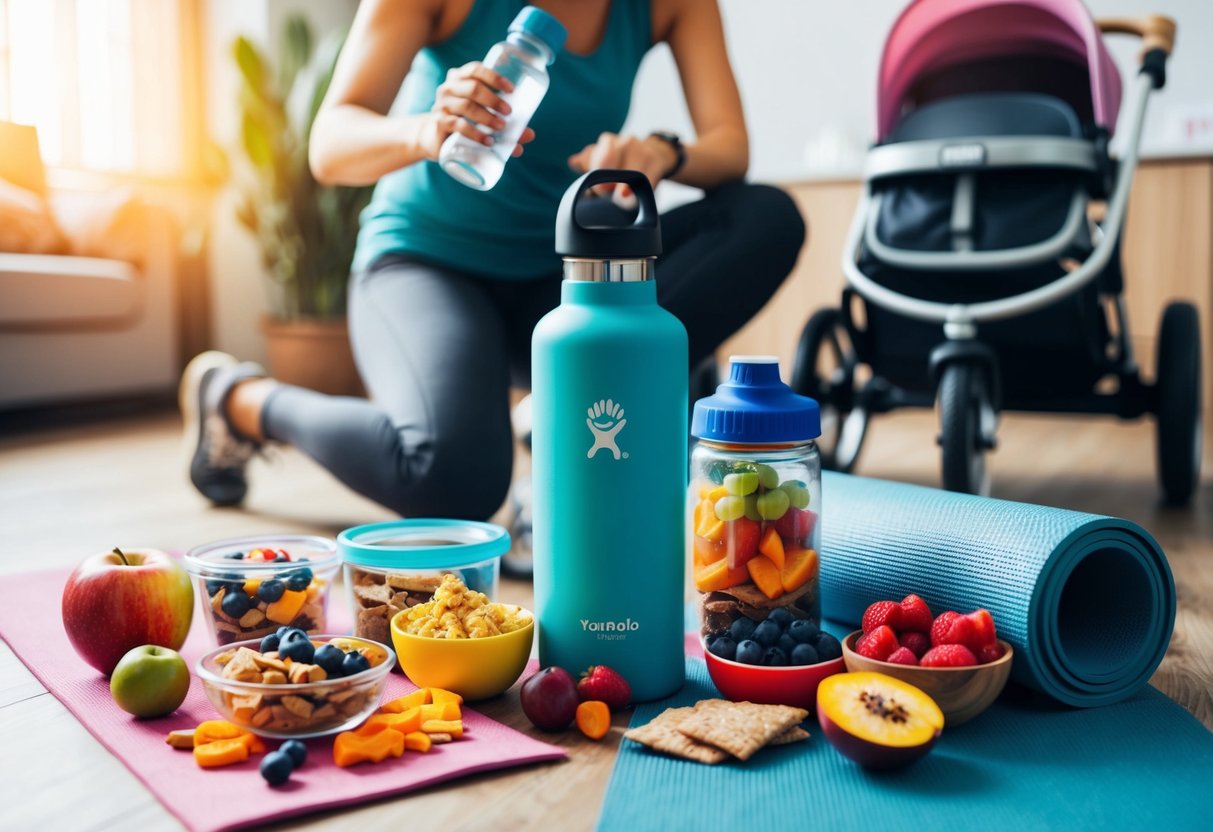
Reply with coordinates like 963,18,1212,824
278,630,315,663
790,643,819,666
753,620,782,647
259,632,281,653
284,568,313,591
205,579,226,597
280,739,307,768
762,646,788,666
257,579,286,603
341,651,371,677
728,617,757,641
259,750,294,786
313,643,346,676
221,588,252,618
735,639,763,665
707,634,738,661
273,554,289,562
224,552,245,560
814,632,843,662
787,619,820,644
766,607,793,628
778,633,797,655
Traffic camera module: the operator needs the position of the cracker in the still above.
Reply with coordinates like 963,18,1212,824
676,700,808,761
623,707,728,765
767,725,811,746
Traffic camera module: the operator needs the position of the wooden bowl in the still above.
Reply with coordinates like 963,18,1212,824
841,630,1014,726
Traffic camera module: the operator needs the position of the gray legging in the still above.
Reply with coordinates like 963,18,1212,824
261,181,805,519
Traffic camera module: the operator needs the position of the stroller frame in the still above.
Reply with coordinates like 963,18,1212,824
795,12,1202,502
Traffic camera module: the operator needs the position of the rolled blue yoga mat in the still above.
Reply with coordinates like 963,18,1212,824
819,472,1176,707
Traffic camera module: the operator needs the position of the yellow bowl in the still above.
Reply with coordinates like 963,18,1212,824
389,608,535,701
841,630,1014,726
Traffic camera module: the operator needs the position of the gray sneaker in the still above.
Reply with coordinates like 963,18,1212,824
179,351,265,506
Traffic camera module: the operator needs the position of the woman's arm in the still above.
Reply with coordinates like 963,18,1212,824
659,0,748,188
309,0,530,186
567,0,747,191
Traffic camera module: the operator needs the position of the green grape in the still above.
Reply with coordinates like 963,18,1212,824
723,471,759,496
756,488,790,520
744,494,762,522
755,463,780,490
779,480,811,510
714,495,747,521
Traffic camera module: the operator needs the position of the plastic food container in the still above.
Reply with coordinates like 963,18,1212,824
338,519,510,646
196,635,394,738
690,356,822,639
184,534,340,647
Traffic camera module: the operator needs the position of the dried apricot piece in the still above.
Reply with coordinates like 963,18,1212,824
576,700,611,741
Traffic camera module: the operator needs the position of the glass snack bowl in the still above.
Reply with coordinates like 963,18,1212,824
185,534,340,647
195,635,395,738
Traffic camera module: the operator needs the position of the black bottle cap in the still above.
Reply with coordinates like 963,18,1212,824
555,169,662,259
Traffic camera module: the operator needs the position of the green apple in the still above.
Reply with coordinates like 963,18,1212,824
109,644,190,718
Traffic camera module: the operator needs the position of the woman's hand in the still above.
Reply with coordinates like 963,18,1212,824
567,132,680,195
419,61,536,160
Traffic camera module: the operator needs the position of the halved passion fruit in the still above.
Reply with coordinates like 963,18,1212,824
816,671,944,769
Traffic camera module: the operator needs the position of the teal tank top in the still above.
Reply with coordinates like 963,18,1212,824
354,0,652,279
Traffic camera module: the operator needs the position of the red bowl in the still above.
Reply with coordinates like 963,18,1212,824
703,642,846,711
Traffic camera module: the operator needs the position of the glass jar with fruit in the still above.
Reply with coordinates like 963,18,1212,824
690,356,821,643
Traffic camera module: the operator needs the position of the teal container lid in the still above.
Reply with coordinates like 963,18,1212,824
511,6,567,57
338,519,511,569
692,355,821,443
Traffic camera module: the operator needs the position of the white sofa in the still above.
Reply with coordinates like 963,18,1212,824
0,206,180,410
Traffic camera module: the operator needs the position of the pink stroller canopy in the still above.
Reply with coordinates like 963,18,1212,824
877,0,1123,139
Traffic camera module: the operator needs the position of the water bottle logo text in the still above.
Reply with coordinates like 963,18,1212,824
581,618,640,641
586,399,629,460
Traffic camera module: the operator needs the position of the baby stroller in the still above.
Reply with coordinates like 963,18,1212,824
792,0,1201,503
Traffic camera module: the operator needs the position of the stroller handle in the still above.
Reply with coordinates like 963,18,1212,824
1098,15,1176,58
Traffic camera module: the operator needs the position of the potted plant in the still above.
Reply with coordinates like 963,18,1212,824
232,15,372,396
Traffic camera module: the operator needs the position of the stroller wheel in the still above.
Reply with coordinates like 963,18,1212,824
938,362,995,496
1155,302,1202,505
792,308,864,472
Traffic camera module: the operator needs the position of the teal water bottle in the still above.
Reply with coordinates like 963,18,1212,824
531,170,688,702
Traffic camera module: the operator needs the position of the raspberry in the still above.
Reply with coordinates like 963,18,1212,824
854,625,899,661
861,601,902,634
966,609,998,647
930,611,981,652
885,647,919,666
977,643,1005,664
899,631,931,659
920,643,978,667
898,594,933,633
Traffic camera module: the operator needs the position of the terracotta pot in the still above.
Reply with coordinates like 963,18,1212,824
261,316,365,397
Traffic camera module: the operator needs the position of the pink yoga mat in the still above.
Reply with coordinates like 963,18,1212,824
0,565,566,832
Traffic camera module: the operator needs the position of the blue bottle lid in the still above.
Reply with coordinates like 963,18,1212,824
511,6,567,57
692,356,821,443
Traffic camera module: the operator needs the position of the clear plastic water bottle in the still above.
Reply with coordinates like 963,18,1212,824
531,170,688,702
438,6,566,191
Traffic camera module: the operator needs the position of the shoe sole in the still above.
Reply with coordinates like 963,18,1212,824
179,350,239,481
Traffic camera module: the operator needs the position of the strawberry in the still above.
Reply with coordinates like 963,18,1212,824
861,600,902,634
898,594,933,633
965,609,998,647
899,631,931,659
854,625,899,661
920,644,978,667
977,643,1005,664
577,665,631,711
886,647,919,666
930,610,981,652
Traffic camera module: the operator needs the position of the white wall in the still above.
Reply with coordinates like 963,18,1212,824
623,0,1213,182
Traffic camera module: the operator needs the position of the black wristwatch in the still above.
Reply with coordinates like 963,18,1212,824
649,131,686,179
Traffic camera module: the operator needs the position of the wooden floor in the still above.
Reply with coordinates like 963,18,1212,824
1,400,1210,830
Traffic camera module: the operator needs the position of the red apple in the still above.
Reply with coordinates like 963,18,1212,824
773,507,817,547
725,517,761,569
62,547,194,675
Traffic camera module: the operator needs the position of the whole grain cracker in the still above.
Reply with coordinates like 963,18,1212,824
622,706,728,765
768,725,811,746
675,700,808,760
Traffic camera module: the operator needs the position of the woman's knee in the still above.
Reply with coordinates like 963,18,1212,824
728,182,808,264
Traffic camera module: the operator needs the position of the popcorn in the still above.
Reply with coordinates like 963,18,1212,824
400,574,530,639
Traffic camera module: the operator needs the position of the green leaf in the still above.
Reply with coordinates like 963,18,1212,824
232,37,267,95
241,111,275,170
279,15,313,93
